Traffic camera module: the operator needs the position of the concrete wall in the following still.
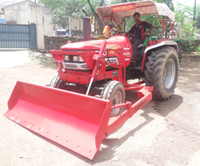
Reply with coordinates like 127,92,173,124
4,1,29,24
43,7,53,36
29,4,44,49
44,36,83,51
70,17,83,31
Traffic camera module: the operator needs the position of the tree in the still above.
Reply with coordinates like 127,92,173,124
39,0,87,28
193,0,196,27
86,0,105,34
196,8,200,28
39,0,109,34
174,2,200,41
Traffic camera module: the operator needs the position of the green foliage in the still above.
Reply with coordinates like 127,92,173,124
195,8,200,28
175,3,194,25
179,20,199,40
39,0,87,28
68,37,77,43
180,40,195,53
187,45,194,54
175,2,200,40
39,0,107,33
196,45,200,54
39,0,200,41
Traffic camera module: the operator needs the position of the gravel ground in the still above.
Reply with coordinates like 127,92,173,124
0,51,200,166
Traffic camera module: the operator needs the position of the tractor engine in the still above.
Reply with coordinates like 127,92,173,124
61,36,132,71
51,36,132,86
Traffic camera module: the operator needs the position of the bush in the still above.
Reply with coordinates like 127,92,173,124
180,40,200,53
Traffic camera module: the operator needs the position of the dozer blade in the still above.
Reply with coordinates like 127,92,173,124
4,81,112,159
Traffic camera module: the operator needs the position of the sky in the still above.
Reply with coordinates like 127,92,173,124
174,0,200,7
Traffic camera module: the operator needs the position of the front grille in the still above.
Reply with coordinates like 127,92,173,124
63,62,91,70
65,64,77,69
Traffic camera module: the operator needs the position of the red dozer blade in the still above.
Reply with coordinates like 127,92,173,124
4,81,112,159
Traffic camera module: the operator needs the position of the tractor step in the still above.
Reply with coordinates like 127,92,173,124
130,66,142,70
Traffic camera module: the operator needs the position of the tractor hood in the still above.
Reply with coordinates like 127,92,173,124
61,36,129,51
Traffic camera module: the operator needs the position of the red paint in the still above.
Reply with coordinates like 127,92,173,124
4,12,162,161
111,3,136,12
4,81,152,159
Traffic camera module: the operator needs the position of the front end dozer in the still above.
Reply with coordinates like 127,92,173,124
4,80,152,159
4,37,153,160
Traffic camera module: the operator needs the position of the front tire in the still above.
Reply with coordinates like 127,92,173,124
144,46,179,100
101,81,125,116
49,75,66,89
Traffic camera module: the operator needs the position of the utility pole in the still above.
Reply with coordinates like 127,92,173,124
193,0,196,27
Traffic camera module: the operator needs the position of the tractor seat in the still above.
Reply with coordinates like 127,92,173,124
137,44,145,48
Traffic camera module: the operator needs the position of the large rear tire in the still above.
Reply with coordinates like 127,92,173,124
144,46,179,100
101,81,125,116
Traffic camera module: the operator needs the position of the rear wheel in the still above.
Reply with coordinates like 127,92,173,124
101,81,125,116
144,46,179,100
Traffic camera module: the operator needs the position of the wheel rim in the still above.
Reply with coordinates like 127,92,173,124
163,58,176,89
111,91,123,116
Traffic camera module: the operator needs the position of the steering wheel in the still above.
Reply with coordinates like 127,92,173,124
114,31,135,41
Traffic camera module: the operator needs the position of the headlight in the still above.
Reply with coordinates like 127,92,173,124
64,55,69,61
79,56,84,62
73,56,79,61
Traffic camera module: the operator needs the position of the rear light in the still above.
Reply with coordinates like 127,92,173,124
152,40,156,44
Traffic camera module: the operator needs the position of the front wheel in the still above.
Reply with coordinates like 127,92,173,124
49,75,66,89
101,81,125,116
144,46,179,100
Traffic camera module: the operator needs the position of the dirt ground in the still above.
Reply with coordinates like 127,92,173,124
0,51,200,166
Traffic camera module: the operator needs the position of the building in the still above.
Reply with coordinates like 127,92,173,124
0,11,5,23
2,0,53,49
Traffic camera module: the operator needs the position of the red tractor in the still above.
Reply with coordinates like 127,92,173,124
4,1,181,160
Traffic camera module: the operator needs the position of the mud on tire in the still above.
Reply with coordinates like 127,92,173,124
101,81,125,116
144,46,179,100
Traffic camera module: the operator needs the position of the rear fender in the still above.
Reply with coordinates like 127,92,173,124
141,41,177,72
